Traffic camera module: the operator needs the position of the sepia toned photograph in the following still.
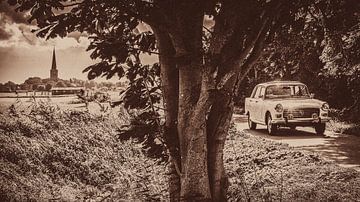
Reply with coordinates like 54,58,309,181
0,0,359,201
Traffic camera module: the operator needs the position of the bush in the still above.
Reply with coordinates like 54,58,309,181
0,100,167,201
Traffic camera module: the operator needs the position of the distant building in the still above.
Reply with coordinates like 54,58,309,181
51,87,84,95
36,84,46,91
50,47,58,80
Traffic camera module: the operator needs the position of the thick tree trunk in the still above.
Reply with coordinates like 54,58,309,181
207,76,237,201
151,2,275,200
153,28,181,201
176,46,213,201
170,10,213,200
207,98,233,201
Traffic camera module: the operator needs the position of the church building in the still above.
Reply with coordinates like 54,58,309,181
48,47,84,95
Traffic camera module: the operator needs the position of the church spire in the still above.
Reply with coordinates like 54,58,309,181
51,47,57,70
50,47,58,80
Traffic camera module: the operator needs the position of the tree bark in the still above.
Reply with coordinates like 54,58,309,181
153,27,181,201
154,6,214,200
168,6,214,200
151,2,281,201
206,73,238,201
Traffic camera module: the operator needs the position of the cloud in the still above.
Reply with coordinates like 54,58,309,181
0,17,90,50
0,1,27,24
0,1,27,40
0,1,35,46
0,26,11,40
0,1,96,84
67,31,89,43
0,1,90,50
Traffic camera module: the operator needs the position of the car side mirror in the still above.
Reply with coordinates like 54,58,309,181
310,93,315,98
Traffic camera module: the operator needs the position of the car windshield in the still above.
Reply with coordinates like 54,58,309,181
265,84,310,99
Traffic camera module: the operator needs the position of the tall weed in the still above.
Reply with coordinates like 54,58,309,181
0,99,167,201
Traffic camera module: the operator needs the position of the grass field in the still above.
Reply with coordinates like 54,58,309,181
1,97,359,201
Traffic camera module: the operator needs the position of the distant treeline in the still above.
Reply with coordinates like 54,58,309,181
0,77,127,92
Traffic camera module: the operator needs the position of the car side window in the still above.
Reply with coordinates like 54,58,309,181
251,86,258,98
253,87,261,98
259,87,265,98
254,86,265,98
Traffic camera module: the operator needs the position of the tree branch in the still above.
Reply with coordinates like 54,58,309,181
216,0,284,89
216,15,271,89
129,47,160,55
237,5,283,86
61,2,83,8
203,26,213,35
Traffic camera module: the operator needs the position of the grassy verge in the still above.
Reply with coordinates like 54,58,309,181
225,125,360,201
327,108,360,136
0,100,167,201
327,119,360,136
1,100,359,201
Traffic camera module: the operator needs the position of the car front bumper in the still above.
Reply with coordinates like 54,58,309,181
271,117,330,126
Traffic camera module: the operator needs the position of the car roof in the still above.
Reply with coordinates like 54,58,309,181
257,80,305,87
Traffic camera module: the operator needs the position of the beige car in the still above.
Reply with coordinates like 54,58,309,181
245,81,330,135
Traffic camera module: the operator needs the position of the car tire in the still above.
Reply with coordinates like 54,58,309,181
315,123,326,135
248,114,257,130
290,126,296,130
266,114,278,135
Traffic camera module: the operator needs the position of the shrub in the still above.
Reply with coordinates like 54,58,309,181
0,100,167,201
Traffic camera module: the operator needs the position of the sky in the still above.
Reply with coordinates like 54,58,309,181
0,1,157,84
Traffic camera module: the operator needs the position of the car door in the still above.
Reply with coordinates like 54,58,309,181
253,86,265,122
246,86,258,116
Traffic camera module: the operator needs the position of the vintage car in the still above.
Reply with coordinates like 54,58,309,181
244,81,330,135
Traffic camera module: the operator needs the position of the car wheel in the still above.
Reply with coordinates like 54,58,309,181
248,114,257,130
266,114,278,135
315,123,326,135
290,126,296,130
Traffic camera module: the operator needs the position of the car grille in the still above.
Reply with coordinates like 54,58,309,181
283,108,319,118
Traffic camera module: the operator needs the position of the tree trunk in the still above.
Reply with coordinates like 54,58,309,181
155,19,241,202
176,46,213,201
151,2,274,200
169,10,214,200
207,75,237,201
206,99,233,201
153,28,181,201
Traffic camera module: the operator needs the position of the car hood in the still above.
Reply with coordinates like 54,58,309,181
266,98,325,109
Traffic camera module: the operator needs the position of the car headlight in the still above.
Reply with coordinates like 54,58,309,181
321,103,329,111
275,104,283,113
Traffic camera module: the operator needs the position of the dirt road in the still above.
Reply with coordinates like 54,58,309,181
233,114,360,171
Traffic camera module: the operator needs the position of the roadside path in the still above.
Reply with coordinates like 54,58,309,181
233,114,360,171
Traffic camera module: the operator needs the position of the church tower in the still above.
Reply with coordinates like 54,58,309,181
50,47,58,80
